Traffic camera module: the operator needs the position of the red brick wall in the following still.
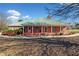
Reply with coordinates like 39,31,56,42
48,26,51,32
56,26,60,32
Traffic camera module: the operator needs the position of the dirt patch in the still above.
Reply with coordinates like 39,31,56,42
0,37,79,56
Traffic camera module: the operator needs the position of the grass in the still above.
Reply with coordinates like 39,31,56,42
67,29,79,34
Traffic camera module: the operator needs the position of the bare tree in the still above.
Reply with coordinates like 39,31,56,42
45,3,79,20
0,12,8,32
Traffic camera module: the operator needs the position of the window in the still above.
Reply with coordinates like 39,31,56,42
43,27,48,32
45,27,48,32
24,26,28,32
24,26,32,33
33,26,41,33
28,26,32,33
52,26,56,32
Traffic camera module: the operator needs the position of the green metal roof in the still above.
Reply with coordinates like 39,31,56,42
19,18,73,26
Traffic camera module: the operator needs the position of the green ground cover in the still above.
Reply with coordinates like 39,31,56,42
67,29,79,34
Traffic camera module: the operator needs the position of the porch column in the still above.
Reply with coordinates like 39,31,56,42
60,26,62,33
41,26,43,33
51,26,52,33
28,26,29,33
32,26,33,36
23,26,24,36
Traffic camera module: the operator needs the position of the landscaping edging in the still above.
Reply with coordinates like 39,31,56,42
1,33,79,43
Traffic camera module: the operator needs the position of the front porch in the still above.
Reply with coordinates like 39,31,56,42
22,26,66,36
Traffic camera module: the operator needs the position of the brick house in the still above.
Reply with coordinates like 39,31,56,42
8,18,72,36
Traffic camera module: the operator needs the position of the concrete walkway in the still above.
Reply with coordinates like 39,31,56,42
0,33,79,39
45,33,79,38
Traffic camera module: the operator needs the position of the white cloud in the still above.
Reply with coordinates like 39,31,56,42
7,16,20,24
7,10,21,16
22,15,32,19
7,16,19,20
7,10,32,24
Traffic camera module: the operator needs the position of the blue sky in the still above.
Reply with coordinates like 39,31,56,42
0,4,59,15
0,3,78,24
0,3,60,24
0,3,58,18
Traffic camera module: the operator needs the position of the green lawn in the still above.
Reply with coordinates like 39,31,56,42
67,29,79,34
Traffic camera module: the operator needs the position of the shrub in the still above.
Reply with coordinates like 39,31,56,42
2,29,16,36
2,28,23,36
15,28,23,35
6,29,14,32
